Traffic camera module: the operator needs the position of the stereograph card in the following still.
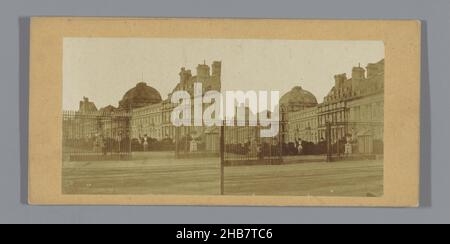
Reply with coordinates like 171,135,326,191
28,18,421,206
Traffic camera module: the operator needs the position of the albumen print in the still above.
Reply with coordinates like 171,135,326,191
62,38,385,197
28,18,420,206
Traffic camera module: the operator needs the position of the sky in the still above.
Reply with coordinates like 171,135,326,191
63,38,384,111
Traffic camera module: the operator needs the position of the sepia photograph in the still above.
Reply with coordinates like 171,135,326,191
0,0,441,225
28,18,421,207
61,38,385,197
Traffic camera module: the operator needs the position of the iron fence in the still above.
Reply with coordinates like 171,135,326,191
174,126,220,158
62,111,132,161
222,125,283,166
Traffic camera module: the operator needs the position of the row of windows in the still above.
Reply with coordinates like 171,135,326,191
133,108,161,116
318,110,346,126
131,116,162,127
288,101,383,127
349,102,383,121
318,127,346,142
288,132,318,143
289,112,316,121
131,126,176,139
318,102,346,112
290,119,318,132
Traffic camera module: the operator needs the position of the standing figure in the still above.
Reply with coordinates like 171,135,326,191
295,138,303,155
345,142,353,155
143,134,149,152
257,143,264,160
344,135,353,156
190,138,198,152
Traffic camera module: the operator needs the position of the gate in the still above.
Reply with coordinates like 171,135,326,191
174,126,220,158
218,124,283,195
62,111,132,161
221,125,283,166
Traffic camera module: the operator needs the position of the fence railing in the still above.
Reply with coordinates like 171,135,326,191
62,110,132,161
174,126,220,158
222,125,283,166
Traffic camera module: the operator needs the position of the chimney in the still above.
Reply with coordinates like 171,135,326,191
334,74,347,90
196,62,210,80
352,66,365,81
212,61,222,78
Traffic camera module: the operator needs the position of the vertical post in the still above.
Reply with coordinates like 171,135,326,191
269,137,273,165
326,122,332,162
118,118,121,156
220,126,225,195
128,115,132,158
337,130,340,159
110,117,114,156
175,126,179,158
279,134,283,163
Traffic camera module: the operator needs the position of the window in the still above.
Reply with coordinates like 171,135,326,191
355,106,360,120
366,105,371,120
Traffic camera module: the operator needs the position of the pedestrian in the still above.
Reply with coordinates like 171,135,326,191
345,142,352,155
143,134,149,152
257,143,264,160
296,138,303,155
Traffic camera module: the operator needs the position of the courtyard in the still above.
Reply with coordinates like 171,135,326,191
62,151,383,197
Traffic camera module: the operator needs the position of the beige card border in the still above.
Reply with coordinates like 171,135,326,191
28,18,421,207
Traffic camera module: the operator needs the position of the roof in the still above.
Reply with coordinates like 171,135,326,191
119,82,162,110
280,86,318,112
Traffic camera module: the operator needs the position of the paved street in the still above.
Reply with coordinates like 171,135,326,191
63,152,383,197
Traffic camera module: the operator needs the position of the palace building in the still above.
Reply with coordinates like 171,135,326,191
66,59,384,155
285,59,384,154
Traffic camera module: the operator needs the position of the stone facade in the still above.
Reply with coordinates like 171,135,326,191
286,106,319,143
130,102,163,140
347,93,384,154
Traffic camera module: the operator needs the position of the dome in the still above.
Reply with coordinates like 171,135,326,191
280,86,318,112
119,82,162,110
